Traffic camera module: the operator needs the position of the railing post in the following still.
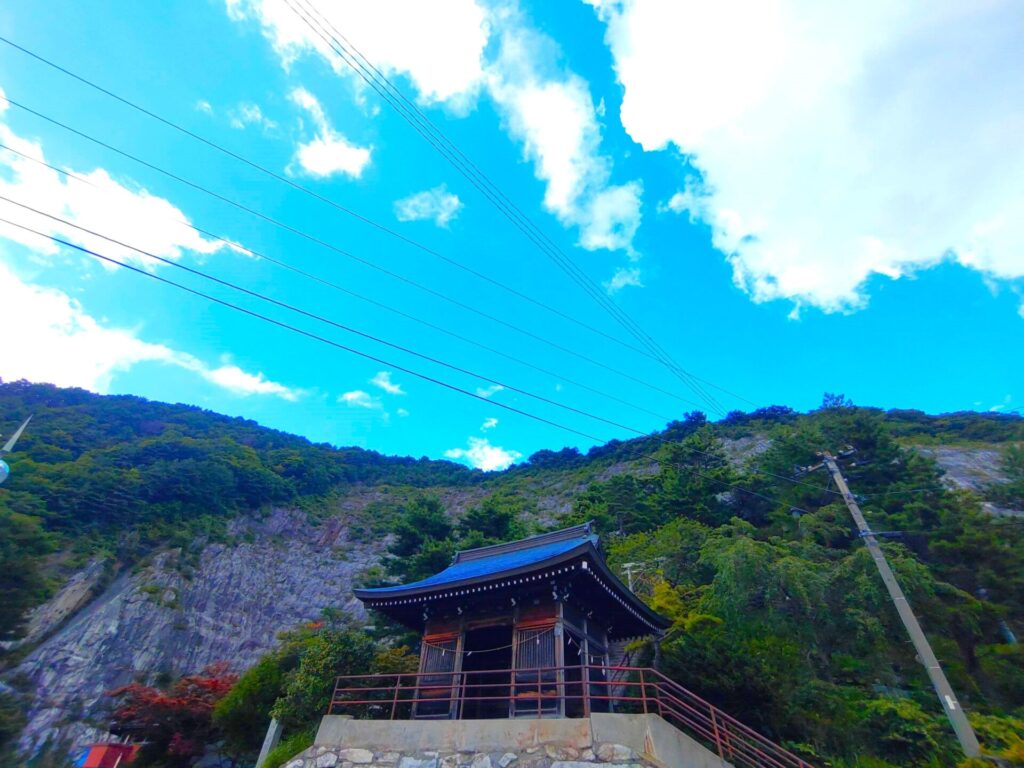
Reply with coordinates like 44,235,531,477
390,673,401,720
537,669,541,718
710,707,724,760
640,669,648,715
582,663,591,718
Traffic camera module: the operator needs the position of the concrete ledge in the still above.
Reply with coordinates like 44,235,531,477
315,716,592,753
314,713,730,767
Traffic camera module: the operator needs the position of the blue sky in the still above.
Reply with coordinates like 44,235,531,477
1,0,1021,470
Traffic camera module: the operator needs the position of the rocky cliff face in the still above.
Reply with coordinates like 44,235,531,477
15,507,383,755
11,439,1018,757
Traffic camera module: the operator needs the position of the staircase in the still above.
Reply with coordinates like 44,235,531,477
330,663,815,768
623,666,813,768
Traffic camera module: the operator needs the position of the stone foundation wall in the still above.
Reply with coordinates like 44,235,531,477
302,713,728,768
288,741,654,768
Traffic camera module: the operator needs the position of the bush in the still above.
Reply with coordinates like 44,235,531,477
262,729,314,768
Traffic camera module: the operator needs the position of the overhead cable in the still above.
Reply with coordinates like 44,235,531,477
284,0,733,416
0,93,711,411
0,142,676,425
1,216,812,512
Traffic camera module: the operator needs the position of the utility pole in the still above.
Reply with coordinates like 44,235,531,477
621,562,640,592
812,451,981,758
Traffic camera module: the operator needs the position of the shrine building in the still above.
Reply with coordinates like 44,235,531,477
353,522,670,719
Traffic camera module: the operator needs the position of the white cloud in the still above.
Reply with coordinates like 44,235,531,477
370,370,405,395
475,383,504,398
394,185,463,227
0,260,299,400
229,101,277,131
989,395,1013,413
485,15,644,258
0,124,226,272
227,0,488,107
195,99,213,115
339,389,378,408
288,87,371,179
445,436,521,471
396,407,410,417
227,1,643,260
481,417,498,430
589,0,1024,312
0,120,228,270
604,266,643,294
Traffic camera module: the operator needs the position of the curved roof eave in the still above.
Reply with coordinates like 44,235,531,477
355,539,669,632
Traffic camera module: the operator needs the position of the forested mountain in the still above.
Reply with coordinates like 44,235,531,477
1,380,1022,768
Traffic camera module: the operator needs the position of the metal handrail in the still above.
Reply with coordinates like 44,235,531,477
329,663,813,768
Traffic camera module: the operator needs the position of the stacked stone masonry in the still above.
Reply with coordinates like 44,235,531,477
287,742,655,768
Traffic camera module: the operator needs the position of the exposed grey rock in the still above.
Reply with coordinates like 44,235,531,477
336,749,373,764
15,507,382,754
917,446,1007,490
595,744,636,762
398,758,438,768
315,753,338,767
17,559,107,647
498,754,517,767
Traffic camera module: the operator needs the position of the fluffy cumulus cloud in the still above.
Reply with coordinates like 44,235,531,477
485,16,643,264
475,383,504,399
0,117,228,269
394,185,463,227
445,436,521,471
340,371,406,417
604,265,642,294
481,417,498,430
288,87,371,178
226,0,489,107
0,260,299,399
589,0,1024,312
370,370,405,395
229,101,278,132
225,1,645,282
339,389,378,409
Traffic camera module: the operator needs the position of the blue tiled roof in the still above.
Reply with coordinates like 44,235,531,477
358,533,597,596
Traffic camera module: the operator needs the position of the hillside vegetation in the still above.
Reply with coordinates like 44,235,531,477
1,380,1023,767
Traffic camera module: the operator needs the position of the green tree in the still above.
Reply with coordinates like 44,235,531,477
656,427,737,526
0,507,53,640
270,625,377,730
457,492,528,545
213,655,286,763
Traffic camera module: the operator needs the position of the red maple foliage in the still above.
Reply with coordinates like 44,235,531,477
109,662,237,766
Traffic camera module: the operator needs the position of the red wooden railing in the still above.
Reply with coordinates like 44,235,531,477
329,664,814,768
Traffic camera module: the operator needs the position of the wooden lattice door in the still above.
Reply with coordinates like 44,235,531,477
512,622,559,716
414,633,459,719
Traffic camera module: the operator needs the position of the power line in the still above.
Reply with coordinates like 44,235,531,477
293,0,734,415
0,215,604,443
284,0,732,416
0,93,712,411
0,195,679,438
0,142,676,425
5,187,841,499
0,34,705,387
1,217,811,514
